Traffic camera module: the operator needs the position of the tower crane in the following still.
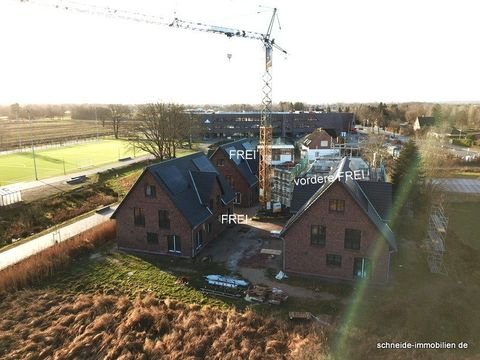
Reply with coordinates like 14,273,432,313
18,0,286,207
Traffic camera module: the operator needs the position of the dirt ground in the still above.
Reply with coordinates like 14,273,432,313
201,206,339,301
201,206,282,271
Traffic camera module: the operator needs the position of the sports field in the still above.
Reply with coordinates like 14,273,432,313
0,140,145,185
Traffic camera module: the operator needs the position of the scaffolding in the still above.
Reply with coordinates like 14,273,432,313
424,201,448,275
271,157,309,207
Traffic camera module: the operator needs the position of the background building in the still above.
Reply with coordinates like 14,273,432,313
197,111,355,138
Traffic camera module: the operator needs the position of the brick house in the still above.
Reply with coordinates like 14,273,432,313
281,157,396,284
299,128,340,161
209,139,258,207
112,152,235,258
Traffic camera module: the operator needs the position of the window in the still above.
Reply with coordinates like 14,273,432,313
320,140,329,147
310,225,326,246
216,159,225,167
158,210,170,229
344,229,361,250
353,257,371,279
326,254,342,267
234,192,241,205
225,175,235,188
207,223,212,233
144,184,156,198
147,232,158,245
167,235,181,253
134,207,145,226
329,199,345,213
195,230,203,249
216,195,221,207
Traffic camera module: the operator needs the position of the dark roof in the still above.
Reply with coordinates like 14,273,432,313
113,152,235,228
215,138,258,187
357,181,392,221
283,157,396,250
290,182,319,213
416,116,435,127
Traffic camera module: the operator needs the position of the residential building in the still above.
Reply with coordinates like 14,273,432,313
112,152,235,258
258,137,295,166
209,139,259,207
413,116,435,131
282,157,396,284
299,128,340,161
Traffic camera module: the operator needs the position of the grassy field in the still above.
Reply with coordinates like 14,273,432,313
0,139,144,185
446,202,480,250
0,237,327,359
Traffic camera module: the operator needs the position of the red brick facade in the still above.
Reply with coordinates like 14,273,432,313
115,171,232,258
210,149,258,208
283,182,392,284
306,129,334,149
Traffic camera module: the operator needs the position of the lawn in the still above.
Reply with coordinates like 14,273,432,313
42,248,231,309
446,202,480,250
0,139,144,185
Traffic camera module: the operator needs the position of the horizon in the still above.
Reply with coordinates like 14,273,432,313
1,0,480,105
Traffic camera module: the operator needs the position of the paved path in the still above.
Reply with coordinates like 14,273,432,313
9,154,154,192
0,207,115,271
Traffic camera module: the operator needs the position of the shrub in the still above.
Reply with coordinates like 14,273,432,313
0,221,116,293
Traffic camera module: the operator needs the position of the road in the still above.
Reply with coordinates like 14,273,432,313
0,207,115,271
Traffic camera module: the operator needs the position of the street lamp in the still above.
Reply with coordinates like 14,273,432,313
28,109,38,180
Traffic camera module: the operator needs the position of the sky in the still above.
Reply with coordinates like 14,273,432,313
0,0,479,105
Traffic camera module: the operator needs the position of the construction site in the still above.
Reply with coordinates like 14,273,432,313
1,1,480,359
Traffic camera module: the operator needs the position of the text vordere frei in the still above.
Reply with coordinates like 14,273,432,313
294,169,367,186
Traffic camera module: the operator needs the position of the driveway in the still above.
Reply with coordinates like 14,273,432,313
200,207,338,301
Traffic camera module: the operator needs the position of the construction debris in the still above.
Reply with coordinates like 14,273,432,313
200,275,250,298
288,312,331,326
245,285,288,305
260,248,282,256
275,270,287,280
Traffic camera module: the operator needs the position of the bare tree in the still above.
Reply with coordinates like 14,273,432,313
109,104,131,139
128,103,188,160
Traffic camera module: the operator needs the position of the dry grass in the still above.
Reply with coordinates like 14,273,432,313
0,221,116,293
0,290,328,360
0,185,116,247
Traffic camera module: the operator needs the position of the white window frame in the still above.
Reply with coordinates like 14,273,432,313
234,192,242,204
167,235,181,254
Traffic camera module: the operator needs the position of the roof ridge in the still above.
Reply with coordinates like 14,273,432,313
146,151,203,169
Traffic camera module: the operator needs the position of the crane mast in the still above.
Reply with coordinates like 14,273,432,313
18,0,286,208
